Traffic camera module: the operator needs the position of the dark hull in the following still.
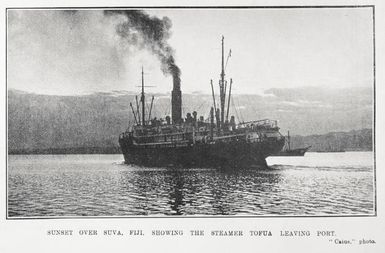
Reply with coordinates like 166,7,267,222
270,146,311,156
119,138,285,168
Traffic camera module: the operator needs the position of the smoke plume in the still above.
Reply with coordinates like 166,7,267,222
104,10,181,88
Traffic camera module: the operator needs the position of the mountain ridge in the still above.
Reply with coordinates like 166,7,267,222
7,87,373,153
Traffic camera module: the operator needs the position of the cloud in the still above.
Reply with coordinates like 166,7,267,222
7,10,166,95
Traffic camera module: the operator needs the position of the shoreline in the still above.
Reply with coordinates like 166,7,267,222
8,150,373,155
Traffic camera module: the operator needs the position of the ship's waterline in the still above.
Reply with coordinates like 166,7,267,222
8,152,374,217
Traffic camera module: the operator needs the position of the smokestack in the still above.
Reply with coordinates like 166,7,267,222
172,75,182,124
104,10,183,123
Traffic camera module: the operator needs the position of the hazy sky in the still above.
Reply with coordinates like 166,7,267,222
7,7,374,95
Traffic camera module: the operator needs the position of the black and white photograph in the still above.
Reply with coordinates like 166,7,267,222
6,6,375,217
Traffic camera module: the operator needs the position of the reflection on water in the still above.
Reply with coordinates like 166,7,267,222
8,153,374,217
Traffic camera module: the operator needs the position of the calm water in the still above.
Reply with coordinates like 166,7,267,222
8,152,375,217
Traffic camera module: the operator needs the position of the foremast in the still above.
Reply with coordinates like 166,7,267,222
141,66,145,126
214,36,233,133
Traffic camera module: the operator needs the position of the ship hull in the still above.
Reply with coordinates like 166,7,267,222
270,146,311,156
119,138,285,168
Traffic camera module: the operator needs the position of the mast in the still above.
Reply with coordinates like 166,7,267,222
226,79,232,122
130,102,138,125
141,67,145,126
220,36,226,126
288,131,291,150
135,96,141,125
210,107,214,139
210,80,217,113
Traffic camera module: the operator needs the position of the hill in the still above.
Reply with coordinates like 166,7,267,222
290,129,373,152
7,87,373,154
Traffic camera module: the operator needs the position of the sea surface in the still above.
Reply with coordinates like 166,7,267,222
8,152,375,217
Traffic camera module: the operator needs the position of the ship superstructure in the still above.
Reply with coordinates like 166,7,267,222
119,37,285,167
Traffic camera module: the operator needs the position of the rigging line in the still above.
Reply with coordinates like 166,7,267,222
204,109,209,121
244,95,252,117
151,103,158,118
165,104,170,117
235,96,244,122
198,101,211,121
231,95,240,123
245,93,258,118
196,100,208,113
183,102,192,115
181,101,188,116
146,103,151,121
150,99,156,120
225,49,231,71
156,101,166,119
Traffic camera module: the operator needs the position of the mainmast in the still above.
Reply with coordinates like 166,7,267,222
220,36,226,126
141,66,145,126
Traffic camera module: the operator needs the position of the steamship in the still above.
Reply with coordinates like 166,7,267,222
119,37,285,167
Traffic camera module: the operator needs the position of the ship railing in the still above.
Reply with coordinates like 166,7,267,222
134,140,191,147
212,133,245,141
134,131,196,144
238,119,278,129
134,131,188,138
133,129,210,138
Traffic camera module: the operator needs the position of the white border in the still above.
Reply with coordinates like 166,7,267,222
1,1,384,253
